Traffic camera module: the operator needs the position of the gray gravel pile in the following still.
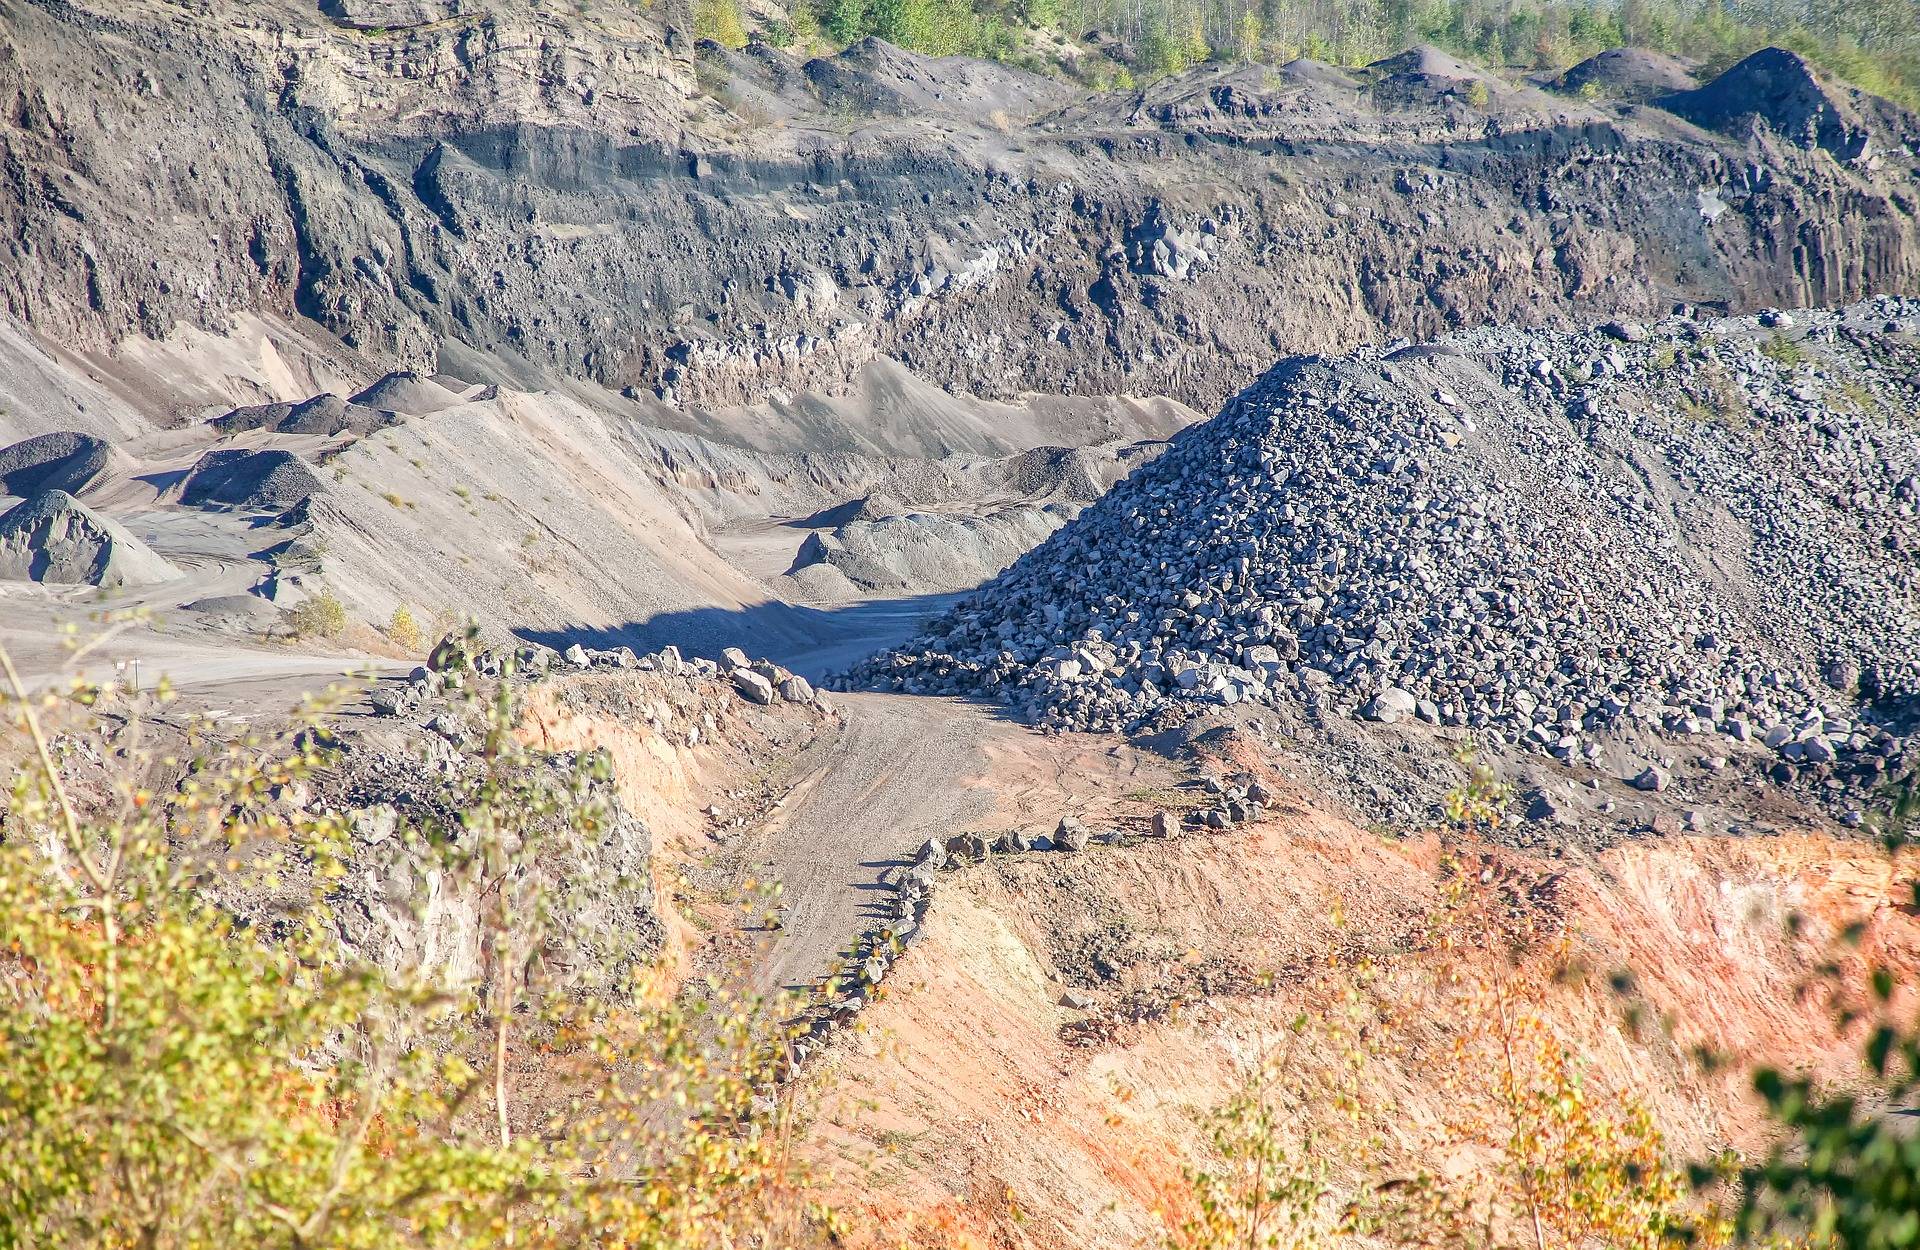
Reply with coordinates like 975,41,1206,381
0,489,180,588
0,431,115,496
214,393,394,437
181,448,328,510
845,299,1920,775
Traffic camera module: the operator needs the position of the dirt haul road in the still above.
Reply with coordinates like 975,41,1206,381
743,691,1186,996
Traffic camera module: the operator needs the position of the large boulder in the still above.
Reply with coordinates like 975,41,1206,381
0,431,115,497
181,449,327,510
0,491,179,588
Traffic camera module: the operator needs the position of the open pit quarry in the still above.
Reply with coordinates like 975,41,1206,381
2,1,1919,1243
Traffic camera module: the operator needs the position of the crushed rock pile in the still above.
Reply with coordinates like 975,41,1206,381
0,431,116,496
844,298,1920,777
181,448,327,510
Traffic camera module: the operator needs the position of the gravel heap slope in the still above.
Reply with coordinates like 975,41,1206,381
845,299,1920,763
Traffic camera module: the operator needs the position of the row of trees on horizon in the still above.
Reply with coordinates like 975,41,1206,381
690,0,1920,106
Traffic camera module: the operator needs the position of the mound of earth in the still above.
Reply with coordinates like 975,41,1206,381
1368,44,1482,82
846,300,1920,776
0,490,179,587
181,449,328,510
349,371,464,416
803,37,1071,119
180,593,285,632
1365,43,1496,105
788,500,1079,595
0,431,116,496
1661,47,1871,160
214,393,394,437
1556,47,1697,101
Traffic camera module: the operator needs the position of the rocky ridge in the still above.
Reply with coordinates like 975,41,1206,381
845,298,1920,802
5,1,1920,425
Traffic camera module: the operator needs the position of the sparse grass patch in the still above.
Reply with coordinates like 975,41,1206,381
1759,333,1806,368
1838,379,1879,413
1126,785,1208,812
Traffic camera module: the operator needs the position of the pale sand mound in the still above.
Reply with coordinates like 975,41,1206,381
0,490,179,587
349,371,466,416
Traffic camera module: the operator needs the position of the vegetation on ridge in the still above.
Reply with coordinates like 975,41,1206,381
3,638,1917,1248
705,0,1920,107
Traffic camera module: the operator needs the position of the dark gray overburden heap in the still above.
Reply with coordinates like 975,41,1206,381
846,299,1920,777
4,2,1920,423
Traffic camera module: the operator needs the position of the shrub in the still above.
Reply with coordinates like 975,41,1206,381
1759,333,1806,368
694,0,749,48
288,589,347,639
388,604,424,652
0,636,819,1249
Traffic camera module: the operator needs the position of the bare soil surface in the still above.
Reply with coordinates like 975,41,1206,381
736,691,1185,995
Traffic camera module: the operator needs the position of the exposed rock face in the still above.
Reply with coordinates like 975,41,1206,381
1,1,1917,420
846,299,1919,773
317,0,466,29
0,490,179,587
0,431,114,497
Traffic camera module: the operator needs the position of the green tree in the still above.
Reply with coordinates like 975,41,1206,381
824,0,870,44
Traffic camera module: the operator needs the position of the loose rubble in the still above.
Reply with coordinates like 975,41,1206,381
845,300,1920,802
778,770,1270,1076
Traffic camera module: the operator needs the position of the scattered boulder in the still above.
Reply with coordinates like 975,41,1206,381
732,668,776,704
0,490,179,588
1362,687,1417,724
